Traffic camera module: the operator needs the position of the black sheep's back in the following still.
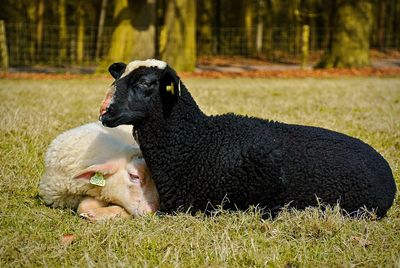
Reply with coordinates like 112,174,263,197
272,123,396,217
144,112,396,217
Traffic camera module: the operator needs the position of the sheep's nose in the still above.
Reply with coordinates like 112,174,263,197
99,104,108,116
145,203,159,214
98,108,108,122
99,91,114,116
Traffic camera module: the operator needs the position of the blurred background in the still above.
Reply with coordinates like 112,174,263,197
0,0,399,73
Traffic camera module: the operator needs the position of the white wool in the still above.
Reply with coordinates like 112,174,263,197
120,59,167,78
39,122,138,209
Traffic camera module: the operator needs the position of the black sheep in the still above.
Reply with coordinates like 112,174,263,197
100,59,396,217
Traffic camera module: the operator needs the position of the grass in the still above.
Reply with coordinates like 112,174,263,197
0,77,399,267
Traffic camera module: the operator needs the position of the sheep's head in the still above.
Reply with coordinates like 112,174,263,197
73,156,159,217
100,59,181,128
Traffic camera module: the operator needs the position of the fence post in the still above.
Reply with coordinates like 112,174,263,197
301,24,309,69
0,20,9,71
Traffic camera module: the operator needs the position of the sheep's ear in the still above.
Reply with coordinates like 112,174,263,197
159,66,180,117
108,62,127,79
73,162,119,181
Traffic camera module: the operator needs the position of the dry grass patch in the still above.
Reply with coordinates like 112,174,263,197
0,77,399,267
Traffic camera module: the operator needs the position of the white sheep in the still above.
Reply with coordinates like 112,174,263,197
39,122,159,222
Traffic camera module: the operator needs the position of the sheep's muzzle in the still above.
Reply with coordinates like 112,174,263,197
99,86,116,117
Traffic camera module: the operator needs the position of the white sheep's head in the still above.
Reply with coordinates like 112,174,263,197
73,156,159,216
99,59,182,128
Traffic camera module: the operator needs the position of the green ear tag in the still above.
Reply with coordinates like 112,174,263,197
166,82,175,95
90,172,106,187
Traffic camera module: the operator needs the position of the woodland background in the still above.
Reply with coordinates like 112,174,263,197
0,0,399,72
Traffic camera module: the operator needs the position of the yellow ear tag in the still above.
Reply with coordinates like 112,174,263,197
90,172,106,187
166,82,175,95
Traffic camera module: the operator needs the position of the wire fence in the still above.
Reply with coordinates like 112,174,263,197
3,23,114,67
198,26,329,62
1,22,400,69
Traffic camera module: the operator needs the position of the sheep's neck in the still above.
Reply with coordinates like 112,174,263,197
137,90,207,158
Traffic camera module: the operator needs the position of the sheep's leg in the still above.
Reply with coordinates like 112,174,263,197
77,196,130,222
80,206,131,222
77,196,108,213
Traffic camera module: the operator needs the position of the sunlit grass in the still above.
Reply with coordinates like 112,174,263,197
0,77,399,267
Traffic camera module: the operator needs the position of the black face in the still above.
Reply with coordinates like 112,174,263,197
100,63,179,128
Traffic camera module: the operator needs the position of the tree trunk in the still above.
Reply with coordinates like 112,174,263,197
36,0,44,61
100,0,156,69
376,0,386,49
159,0,196,71
95,0,108,60
255,0,266,56
25,0,36,63
214,0,221,54
244,0,254,55
396,0,400,48
76,0,85,64
58,0,67,64
309,16,317,52
390,0,399,48
264,0,274,57
0,20,9,70
301,24,310,68
302,0,319,52
317,0,374,68
291,0,301,55
197,0,213,55
321,0,334,51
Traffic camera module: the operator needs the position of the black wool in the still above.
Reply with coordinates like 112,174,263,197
101,62,397,218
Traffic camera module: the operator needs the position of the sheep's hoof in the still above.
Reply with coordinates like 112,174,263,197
80,211,100,223
79,210,115,223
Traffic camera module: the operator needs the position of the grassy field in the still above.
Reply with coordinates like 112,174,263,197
0,77,399,267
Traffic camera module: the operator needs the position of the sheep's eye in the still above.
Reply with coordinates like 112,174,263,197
129,173,140,184
137,79,150,87
135,82,152,96
139,82,148,88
